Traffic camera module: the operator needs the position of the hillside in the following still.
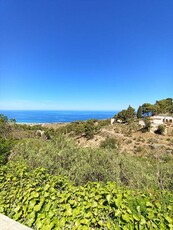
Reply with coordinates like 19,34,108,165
0,112,173,229
76,122,173,155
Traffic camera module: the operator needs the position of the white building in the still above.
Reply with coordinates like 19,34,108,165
151,115,173,125
110,118,115,125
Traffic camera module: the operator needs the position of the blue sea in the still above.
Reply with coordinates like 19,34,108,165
0,110,118,124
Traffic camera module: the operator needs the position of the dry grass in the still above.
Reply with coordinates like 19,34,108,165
76,122,173,156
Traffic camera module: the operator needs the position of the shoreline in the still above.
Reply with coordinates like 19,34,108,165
15,118,111,126
16,122,70,126
14,122,71,129
1,111,116,126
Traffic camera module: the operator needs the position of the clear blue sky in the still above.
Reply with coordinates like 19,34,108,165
0,0,173,110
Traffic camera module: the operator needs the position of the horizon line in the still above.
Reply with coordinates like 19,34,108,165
0,109,119,112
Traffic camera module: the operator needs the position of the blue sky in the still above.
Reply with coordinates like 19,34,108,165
0,0,173,110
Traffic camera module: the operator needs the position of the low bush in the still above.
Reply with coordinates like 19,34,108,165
10,136,120,185
0,138,15,165
9,135,173,190
155,124,165,135
100,137,118,149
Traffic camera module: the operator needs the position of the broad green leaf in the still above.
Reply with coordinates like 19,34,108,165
64,207,72,216
29,199,36,209
133,214,140,221
165,215,173,224
14,205,21,213
115,209,121,217
13,211,22,220
106,194,111,202
122,213,131,222
114,194,122,208
92,201,98,207
34,202,43,212
146,201,153,207
44,202,52,212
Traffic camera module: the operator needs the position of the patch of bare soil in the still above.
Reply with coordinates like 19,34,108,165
76,123,173,156
42,123,69,129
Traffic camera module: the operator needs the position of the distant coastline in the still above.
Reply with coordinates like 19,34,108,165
0,110,118,124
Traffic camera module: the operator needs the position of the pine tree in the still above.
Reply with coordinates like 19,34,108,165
137,106,142,118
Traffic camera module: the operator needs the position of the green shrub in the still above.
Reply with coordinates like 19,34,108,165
10,136,120,184
142,117,151,132
0,162,172,229
100,137,118,149
0,138,14,165
155,124,165,135
10,135,173,190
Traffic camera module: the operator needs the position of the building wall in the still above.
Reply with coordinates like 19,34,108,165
152,116,173,125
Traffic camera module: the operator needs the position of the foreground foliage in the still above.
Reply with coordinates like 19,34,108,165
0,138,14,165
11,137,173,190
0,111,173,229
0,162,172,229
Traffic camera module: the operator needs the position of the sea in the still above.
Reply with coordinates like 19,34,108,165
0,110,118,124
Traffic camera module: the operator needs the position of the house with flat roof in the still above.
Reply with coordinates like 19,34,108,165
151,115,173,126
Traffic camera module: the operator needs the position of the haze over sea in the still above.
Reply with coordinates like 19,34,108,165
0,110,118,124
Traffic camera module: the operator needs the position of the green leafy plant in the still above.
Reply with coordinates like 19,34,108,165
0,138,15,165
0,162,172,229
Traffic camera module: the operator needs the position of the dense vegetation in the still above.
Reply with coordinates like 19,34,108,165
115,98,173,123
10,137,173,190
0,100,173,229
139,98,173,117
0,162,172,229
114,106,136,123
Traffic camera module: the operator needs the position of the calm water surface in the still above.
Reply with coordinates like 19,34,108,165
0,110,118,123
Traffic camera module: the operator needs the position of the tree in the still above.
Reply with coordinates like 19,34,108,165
126,105,136,120
9,118,16,124
137,106,142,119
115,106,136,123
155,98,173,114
115,109,128,123
84,119,100,139
151,104,160,116
0,114,10,138
141,98,173,116
0,114,8,123
141,103,153,116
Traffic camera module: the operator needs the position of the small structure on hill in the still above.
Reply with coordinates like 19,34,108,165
36,130,45,137
138,115,173,135
138,120,145,127
110,118,123,124
151,115,173,126
110,118,115,125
